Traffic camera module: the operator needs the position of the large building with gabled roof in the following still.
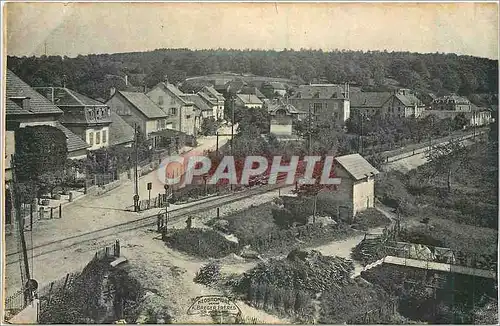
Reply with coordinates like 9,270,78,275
5,70,89,165
146,79,198,136
106,90,170,148
35,86,112,151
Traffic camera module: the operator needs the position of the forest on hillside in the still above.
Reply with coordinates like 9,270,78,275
7,48,498,103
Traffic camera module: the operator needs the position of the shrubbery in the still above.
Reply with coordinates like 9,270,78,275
164,229,238,258
194,261,221,285
234,250,353,320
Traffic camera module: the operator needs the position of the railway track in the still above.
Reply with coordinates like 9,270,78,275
6,183,292,265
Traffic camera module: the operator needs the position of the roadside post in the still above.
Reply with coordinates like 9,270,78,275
147,182,152,209
162,184,170,241
133,194,140,212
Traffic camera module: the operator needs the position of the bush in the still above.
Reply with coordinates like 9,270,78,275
194,261,221,285
165,229,239,258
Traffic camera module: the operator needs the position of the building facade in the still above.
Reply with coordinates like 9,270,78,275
431,94,471,112
106,91,170,147
331,154,379,219
35,87,113,151
380,89,426,118
289,84,350,124
147,81,198,136
197,86,225,120
268,101,299,136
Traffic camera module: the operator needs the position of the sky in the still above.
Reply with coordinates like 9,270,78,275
4,2,499,59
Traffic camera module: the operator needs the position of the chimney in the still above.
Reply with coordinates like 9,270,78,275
110,87,116,98
143,84,147,93
164,75,169,84
125,75,128,86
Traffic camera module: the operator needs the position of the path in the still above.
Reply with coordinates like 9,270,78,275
5,129,235,295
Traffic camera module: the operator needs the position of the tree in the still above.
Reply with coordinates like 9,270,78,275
15,125,69,202
425,138,471,193
200,117,218,136
453,113,468,130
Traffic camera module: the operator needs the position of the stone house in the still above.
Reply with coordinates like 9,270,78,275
329,153,379,220
106,91,170,148
147,81,198,136
350,92,392,117
35,86,113,152
288,84,351,125
380,89,426,118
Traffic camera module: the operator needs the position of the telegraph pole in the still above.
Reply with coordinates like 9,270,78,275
308,106,312,156
11,155,32,302
231,96,235,156
133,124,139,212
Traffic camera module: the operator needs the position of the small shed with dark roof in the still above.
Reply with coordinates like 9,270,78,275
332,153,379,219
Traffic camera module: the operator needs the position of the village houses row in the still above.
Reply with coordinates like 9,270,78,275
5,69,494,181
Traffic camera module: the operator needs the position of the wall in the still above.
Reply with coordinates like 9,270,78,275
68,148,88,160
270,122,293,136
217,102,225,120
85,126,110,150
5,130,15,182
18,117,58,127
331,165,354,210
147,86,181,131
289,98,349,124
352,177,375,216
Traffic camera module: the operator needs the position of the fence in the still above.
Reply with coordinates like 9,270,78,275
37,241,121,319
383,241,498,272
137,193,169,212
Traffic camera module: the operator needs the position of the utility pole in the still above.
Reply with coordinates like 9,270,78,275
11,155,32,303
133,124,139,212
44,42,47,56
308,106,312,156
231,96,235,156
359,113,363,154
216,132,219,157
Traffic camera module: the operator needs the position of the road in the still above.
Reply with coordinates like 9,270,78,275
4,128,235,294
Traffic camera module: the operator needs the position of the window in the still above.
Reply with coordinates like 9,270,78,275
158,96,164,105
171,108,177,115
170,97,176,105
95,131,101,145
313,103,323,111
88,132,94,146
186,115,191,119
102,130,107,143
157,120,161,130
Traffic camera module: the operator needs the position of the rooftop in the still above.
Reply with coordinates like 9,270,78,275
350,92,392,108
108,111,135,146
34,87,106,107
235,93,263,105
291,84,347,100
54,122,89,152
118,91,168,119
6,70,63,115
335,153,379,181
182,94,213,112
